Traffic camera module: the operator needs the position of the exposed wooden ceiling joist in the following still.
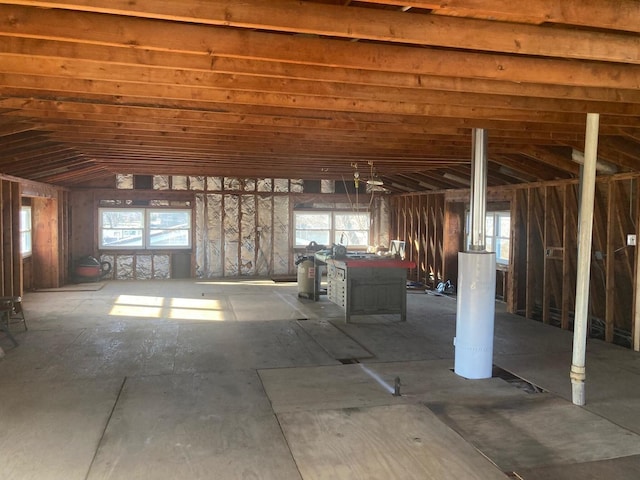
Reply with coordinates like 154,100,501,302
0,0,638,188
3,0,638,63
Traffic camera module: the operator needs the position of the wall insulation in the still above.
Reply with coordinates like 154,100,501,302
256,196,273,276
136,255,152,280
100,253,171,280
206,194,224,277
101,175,388,280
194,194,206,278
189,176,205,191
224,194,240,276
194,192,291,278
240,196,256,275
273,196,290,275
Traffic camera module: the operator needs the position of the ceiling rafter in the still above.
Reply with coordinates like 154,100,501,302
0,1,638,188
3,0,638,63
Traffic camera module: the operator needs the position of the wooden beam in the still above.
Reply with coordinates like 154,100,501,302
4,36,640,106
5,75,638,128
5,1,638,63
4,54,640,117
519,146,581,176
0,5,639,89
0,98,607,136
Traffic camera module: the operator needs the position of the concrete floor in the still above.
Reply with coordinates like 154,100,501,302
2,279,640,479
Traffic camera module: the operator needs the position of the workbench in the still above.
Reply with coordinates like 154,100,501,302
324,255,415,323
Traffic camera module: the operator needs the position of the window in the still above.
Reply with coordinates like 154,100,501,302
294,211,370,248
99,208,191,249
334,212,370,247
20,206,32,257
295,212,331,246
466,211,510,265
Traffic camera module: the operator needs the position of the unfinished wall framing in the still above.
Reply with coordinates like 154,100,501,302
1,174,68,294
390,193,445,288
392,174,640,348
511,177,637,346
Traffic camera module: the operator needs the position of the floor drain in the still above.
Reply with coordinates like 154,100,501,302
338,358,360,364
447,366,545,394
492,366,545,394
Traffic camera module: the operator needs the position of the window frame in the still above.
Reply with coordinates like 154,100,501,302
98,207,192,250
19,205,32,258
465,210,511,265
294,210,371,249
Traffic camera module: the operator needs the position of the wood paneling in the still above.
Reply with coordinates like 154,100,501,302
32,196,60,289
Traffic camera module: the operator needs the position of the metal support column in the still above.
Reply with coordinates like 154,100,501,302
454,128,496,379
469,128,488,251
571,113,600,406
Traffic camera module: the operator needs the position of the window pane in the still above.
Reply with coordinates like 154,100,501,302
334,213,370,246
149,229,190,247
486,237,494,252
101,210,144,228
485,215,494,236
295,230,330,246
20,207,31,233
149,210,190,229
295,212,332,247
295,213,331,229
497,238,510,264
147,210,191,248
21,232,32,256
102,229,144,247
20,206,32,256
499,214,511,238
334,213,369,230
335,230,369,246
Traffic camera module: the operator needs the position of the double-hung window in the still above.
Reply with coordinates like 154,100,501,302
99,208,191,249
294,211,370,249
487,211,511,265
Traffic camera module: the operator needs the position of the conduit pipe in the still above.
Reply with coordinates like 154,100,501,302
571,113,600,406
469,129,488,251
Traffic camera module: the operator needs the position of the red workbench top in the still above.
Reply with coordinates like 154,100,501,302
327,258,416,269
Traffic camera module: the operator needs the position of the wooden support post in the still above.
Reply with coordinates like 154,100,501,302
525,188,534,320
543,186,551,324
605,180,616,343
507,192,520,313
2,180,14,297
562,185,572,330
634,178,640,352
11,182,22,297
